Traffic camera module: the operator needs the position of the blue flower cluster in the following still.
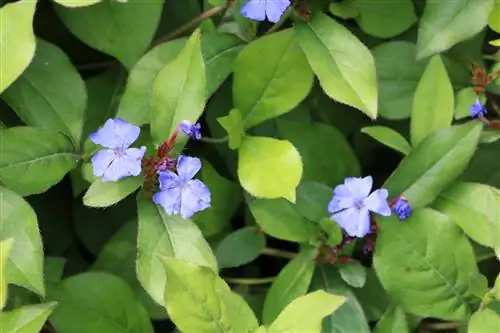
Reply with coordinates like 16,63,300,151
241,0,291,23
89,118,209,219
328,176,412,238
470,98,487,118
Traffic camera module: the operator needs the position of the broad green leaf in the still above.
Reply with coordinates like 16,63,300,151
460,140,500,188
328,2,359,19
480,128,500,144
383,121,482,208
268,290,346,333
117,33,242,125
0,127,79,196
249,198,319,243
374,209,478,320
489,1,500,32
0,238,14,310
416,0,494,59
136,194,217,305
91,221,166,319
0,303,57,333
233,29,313,128
310,265,371,333
373,41,429,120
216,227,266,269
469,308,500,332
373,305,410,333
455,87,484,120
0,0,37,94
217,108,245,150
361,126,411,155
411,55,454,146
276,119,360,187
263,247,317,324
295,181,332,222
339,261,367,288
151,29,206,145
53,0,102,7
238,136,302,202
330,0,416,38
160,256,259,333
48,272,153,333
3,39,87,145
353,270,390,321
44,257,66,284
295,13,378,119
0,186,44,295
83,176,142,208
433,182,500,255
54,0,163,68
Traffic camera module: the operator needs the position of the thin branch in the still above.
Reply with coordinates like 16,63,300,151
261,247,297,259
224,276,275,285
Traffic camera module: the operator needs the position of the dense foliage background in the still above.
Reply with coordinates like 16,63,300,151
1,0,500,332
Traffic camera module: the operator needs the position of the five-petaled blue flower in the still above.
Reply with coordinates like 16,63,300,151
180,120,202,140
328,176,391,238
89,118,146,182
153,156,211,219
241,0,291,23
392,197,412,221
470,98,487,118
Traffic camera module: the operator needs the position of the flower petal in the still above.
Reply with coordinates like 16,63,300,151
153,187,182,216
344,176,373,200
91,149,115,177
364,189,391,217
180,179,211,219
176,155,202,181
265,0,291,23
102,156,133,182
158,169,180,190
331,207,371,238
241,0,266,21
89,118,141,149
126,146,146,159
89,119,119,148
112,118,141,148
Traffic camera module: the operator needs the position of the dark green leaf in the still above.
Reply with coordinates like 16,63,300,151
216,227,265,269
361,126,411,155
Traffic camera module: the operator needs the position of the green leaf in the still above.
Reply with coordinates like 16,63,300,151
489,1,500,32
433,182,500,256
136,194,217,306
331,0,417,38
469,308,500,332
268,290,345,333
0,303,57,333
295,181,332,222
233,29,313,129
374,209,478,320
151,29,206,145
263,247,317,325
249,198,319,243
310,265,370,333
353,270,390,321
0,127,79,196
0,238,14,310
160,256,259,333
276,119,360,187
328,2,359,19
0,186,44,296
193,159,242,238
238,136,302,202
410,55,454,146
416,0,494,59
373,305,410,333
54,0,163,68
383,121,482,208
216,227,266,269
52,0,102,7
3,39,87,145
44,257,66,284
455,87,484,120
318,218,343,247
361,126,411,156
295,13,378,119
48,272,153,333
83,176,142,208
0,0,37,94
373,41,429,120
217,108,246,150
339,261,367,288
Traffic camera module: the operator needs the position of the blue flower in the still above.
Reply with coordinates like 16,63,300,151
241,0,291,23
328,176,391,238
391,197,412,221
180,120,202,140
153,156,211,219
470,98,487,118
89,118,146,182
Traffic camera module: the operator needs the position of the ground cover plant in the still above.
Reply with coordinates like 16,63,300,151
1,0,500,332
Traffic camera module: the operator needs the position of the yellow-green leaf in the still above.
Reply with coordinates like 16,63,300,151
0,238,14,310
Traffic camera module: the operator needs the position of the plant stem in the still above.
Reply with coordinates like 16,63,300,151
265,7,293,35
261,247,296,259
476,252,497,262
420,321,465,330
224,276,275,285
201,136,229,144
